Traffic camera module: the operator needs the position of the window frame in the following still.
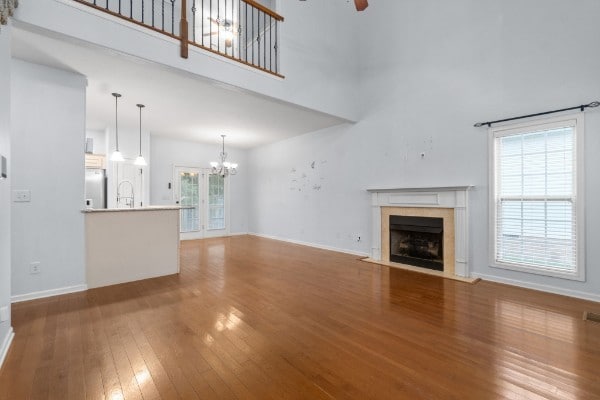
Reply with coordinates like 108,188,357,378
488,113,585,281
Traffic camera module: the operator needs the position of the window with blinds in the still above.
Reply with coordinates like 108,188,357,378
491,115,584,280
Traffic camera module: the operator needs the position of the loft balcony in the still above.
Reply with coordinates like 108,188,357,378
73,0,283,77
10,0,359,121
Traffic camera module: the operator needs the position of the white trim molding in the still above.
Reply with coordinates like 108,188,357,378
367,186,474,277
473,273,600,303
11,284,88,303
0,327,14,370
249,233,369,258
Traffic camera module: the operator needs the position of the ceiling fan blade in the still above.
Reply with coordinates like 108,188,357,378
354,0,368,11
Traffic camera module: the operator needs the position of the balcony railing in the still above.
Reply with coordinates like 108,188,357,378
73,0,284,77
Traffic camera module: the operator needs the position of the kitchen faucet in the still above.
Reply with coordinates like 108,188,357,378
117,180,135,208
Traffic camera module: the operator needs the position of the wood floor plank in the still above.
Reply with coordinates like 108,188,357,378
2,235,600,399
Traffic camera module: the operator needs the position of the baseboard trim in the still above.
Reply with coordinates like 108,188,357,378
473,273,600,303
180,232,249,241
249,233,369,257
11,284,88,303
0,327,14,371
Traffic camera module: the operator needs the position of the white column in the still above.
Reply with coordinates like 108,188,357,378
370,192,382,260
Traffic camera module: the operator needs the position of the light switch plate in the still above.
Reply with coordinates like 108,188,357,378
12,190,31,202
0,306,8,322
30,262,41,274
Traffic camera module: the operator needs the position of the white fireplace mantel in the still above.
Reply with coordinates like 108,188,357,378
367,186,474,277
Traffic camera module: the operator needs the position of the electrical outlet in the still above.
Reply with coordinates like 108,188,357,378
12,190,31,202
30,262,41,274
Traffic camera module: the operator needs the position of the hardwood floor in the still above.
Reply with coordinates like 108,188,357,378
1,235,599,399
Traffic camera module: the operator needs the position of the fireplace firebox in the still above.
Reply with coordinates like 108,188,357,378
389,215,444,271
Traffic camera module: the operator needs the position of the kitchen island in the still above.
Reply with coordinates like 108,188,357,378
83,206,180,289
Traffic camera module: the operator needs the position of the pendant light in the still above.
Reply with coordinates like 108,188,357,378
110,93,124,162
210,135,238,177
134,104,147,166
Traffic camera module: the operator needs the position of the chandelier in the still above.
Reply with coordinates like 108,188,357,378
210,135,237,177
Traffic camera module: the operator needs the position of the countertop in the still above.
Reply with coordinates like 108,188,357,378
82,206,181,213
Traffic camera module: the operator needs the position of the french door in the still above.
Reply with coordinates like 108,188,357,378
174,167,229,240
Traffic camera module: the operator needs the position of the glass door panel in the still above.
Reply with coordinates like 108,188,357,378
174,167,229,240
208,174,225,230
174,167,201,236
204,172,229,238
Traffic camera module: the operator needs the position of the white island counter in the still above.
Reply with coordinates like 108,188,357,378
84,206,180,289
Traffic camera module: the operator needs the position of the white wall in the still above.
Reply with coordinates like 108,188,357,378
85,129,107,155
249,0,600,301
13,0,359,122
11,59,87,299
0,23,13,361
150,135,248,234
248,124,370,254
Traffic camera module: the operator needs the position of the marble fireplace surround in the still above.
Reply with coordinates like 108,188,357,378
366,186,474,281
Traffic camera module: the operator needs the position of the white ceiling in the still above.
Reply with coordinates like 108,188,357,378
11,27,348,149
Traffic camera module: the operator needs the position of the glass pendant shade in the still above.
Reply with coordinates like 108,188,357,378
134,155,147,166
110,150,124,162
223,30,235,41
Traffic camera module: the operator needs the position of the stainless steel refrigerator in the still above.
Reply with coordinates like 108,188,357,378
85,169,107,209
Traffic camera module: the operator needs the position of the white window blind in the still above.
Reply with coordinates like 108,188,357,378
492,117,583,279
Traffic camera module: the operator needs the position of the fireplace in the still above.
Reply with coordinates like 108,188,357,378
368,186,473,279
389,215,444,271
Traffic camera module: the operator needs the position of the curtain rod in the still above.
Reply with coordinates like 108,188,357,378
474,101,600,128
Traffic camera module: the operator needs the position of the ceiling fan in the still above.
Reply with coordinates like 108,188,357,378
352,0,368,11
203,17,238,48
300,0,368,12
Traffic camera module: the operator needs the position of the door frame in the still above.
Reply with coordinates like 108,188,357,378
203,171,231,238
172,165,231,240
173,165,204,240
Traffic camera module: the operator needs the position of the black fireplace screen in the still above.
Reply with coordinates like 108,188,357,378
389,215,444,271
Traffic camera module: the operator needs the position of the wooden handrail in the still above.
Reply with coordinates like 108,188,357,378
73,0,283,76
242,0,284,21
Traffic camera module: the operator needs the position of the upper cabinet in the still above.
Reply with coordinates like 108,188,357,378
85,154,106,169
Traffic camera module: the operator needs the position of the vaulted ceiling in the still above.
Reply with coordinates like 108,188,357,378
11,27,348,149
